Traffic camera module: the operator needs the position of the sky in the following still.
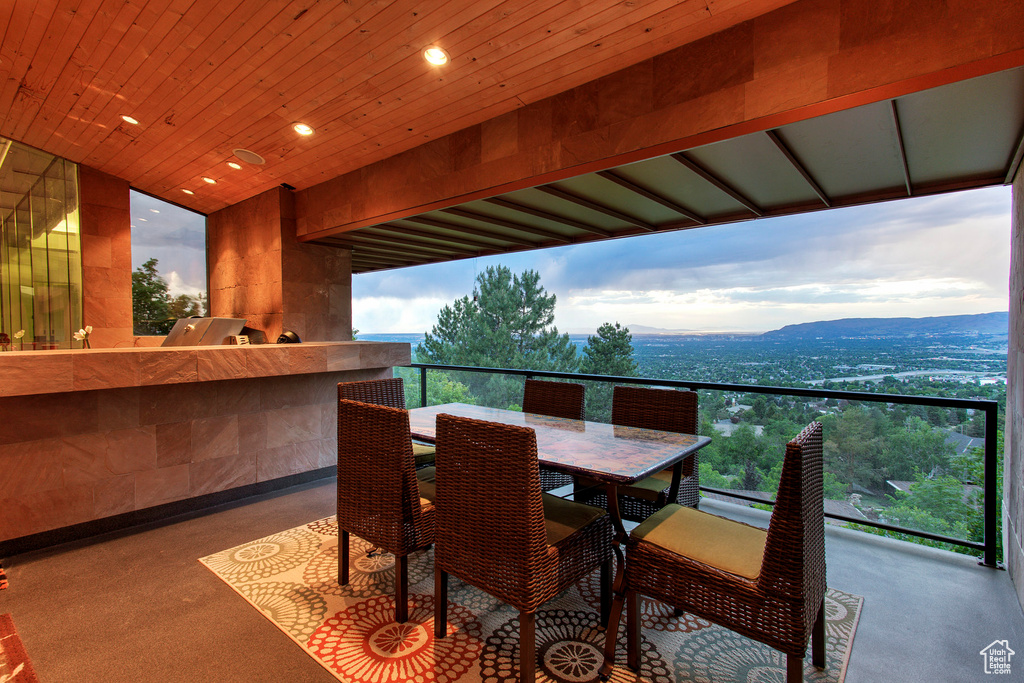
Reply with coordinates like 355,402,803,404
129,190,207,299
350,185,1012,335
124,184,1012,335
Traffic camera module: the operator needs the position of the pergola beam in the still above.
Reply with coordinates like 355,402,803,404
596,170,706,225
765,129,832,208
670,153,764,216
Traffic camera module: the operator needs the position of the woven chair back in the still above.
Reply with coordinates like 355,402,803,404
522,378,585,420
336,397,424,553
611,385,698,434
338,377,407,409
761,421,826,625
433,413,553,610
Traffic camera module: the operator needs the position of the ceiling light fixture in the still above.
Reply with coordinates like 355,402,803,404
150,209,160,213
182,189,195,195
121,115,139,125
227,161,242,169
423,46,450,65
293,122,314,136
202,177,217,184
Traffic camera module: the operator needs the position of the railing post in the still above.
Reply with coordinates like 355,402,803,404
983,401,999,567
420,366,428,408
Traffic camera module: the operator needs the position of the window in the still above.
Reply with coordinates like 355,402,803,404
130,190,206,335
0,137,82,350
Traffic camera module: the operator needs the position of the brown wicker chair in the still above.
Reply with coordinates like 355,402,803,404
603,421,826,682
336,396,436,622
576,385,700,520
338,377,435,468
521,378,586,492
433,413,614,682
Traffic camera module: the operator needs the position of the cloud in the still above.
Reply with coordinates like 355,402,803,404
351,185,1012,333
129,190,206,294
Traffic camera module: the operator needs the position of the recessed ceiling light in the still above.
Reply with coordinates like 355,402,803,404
149,209,160,213
139,218,148,222
227,161,242,170
423,47,450,65
121,115,139,125
182,189,195,195
202,177,217,184
293,122,314,136
233,148,266,165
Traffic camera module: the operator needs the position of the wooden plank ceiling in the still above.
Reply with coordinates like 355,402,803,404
0,0,796,215
321,65,1024,273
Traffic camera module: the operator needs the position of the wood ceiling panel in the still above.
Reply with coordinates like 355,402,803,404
2,1,805,215
210,0,686,186
133,0,498,188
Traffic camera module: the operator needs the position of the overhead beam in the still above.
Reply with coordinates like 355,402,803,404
372,222,509,251
669,153,764,216
890,101,914,196
441,207,572,243
338,232,480,257
343,240,452,262
595,170,706,225
536,185,656,231
404,215,538,247
765,129,831,208
483,197,615,237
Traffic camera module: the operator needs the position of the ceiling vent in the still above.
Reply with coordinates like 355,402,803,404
232,148,266,165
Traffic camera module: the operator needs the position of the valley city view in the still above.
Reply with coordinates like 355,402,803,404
353,185,1011,558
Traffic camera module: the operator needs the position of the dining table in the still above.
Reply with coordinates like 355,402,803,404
408,402,712,542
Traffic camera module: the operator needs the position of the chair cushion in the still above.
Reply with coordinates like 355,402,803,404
416,466,436,505
412,441,436,466
542,492,606,546
631,503,766,580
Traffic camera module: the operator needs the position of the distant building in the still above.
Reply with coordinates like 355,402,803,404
945,431,985,455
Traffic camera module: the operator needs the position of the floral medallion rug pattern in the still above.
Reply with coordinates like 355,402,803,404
200,516,862,683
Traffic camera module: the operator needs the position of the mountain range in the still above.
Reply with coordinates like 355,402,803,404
760,312,1008,339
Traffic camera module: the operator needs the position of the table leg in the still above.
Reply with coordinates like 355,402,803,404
599,542,627,681
605,483,628,543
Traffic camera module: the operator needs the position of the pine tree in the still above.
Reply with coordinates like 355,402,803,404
580,322,639,421
417,265,579,408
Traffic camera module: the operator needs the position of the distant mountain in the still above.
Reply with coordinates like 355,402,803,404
761,312,1008,339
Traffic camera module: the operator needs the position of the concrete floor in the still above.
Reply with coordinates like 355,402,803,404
1,478,1021,683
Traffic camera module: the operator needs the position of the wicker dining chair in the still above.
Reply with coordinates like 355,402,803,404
521,378,586,492
433,413,614,682
338,377,436,468
576,385,700,520
336,397,436,622
602,421,826,683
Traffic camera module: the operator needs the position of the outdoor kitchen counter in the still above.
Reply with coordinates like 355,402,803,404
0,341,409,398
0,341,410,547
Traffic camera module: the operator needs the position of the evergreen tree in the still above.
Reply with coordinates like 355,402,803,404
579,322,639,421
132,258,173,335
417,265,578,407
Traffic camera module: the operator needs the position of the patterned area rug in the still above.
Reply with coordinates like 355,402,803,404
0,614,40,683
201,516,861,683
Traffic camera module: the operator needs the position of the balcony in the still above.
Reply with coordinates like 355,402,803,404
1,470,1020,681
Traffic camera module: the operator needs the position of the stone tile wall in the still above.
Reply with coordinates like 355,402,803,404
208,186,352,344
0,366,389,543
79,166,133,348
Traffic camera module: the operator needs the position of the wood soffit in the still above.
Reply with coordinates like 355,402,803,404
0,0,796,215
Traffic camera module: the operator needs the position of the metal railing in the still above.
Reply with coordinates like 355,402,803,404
409,362,1001,568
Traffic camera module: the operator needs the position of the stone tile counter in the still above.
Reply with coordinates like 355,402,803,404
0,342,410,545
